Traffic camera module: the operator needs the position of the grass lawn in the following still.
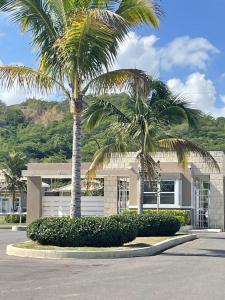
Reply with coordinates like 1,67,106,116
14,236,175,251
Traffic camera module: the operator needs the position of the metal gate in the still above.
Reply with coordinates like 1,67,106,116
193,177,210,229
117,177,129,213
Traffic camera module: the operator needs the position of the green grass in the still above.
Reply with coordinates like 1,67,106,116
14,236,173,251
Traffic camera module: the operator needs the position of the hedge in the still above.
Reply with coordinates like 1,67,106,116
122,209,191,226
27,216,137,247
114,214,181,236
5,214,26,224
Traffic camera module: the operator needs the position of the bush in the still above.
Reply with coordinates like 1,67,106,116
5,214,26,224
122,209,191,226
116,214,181,236
27,216,137,247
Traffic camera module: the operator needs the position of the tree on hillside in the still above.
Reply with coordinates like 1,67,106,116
0,152,27,211
0,0,160,217
84,79,219,214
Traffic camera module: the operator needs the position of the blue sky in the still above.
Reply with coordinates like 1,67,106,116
0,0,225,117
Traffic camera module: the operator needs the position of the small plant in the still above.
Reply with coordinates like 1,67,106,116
5,214,26,224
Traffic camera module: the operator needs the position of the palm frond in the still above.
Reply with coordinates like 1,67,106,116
87,137,128,179
116,0,161,27
0,0,57,52
158,137,220,171
0,65,70,98
84,99,130,131
54,8,128,79
83,69,151,97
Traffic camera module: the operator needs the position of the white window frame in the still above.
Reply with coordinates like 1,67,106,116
143,180,180,209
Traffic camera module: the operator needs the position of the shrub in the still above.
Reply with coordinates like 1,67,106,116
122,209,191,226
116,214,181,236
5,214,26,224
27,216,137,247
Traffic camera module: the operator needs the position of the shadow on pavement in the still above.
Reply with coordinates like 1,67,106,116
161,248,225,258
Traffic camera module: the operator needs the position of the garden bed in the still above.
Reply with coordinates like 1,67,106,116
14,236,173,251
7,234,197,259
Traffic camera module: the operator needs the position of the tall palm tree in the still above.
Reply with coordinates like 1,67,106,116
84,79,219,214
0,0,160,217
0,152,27,211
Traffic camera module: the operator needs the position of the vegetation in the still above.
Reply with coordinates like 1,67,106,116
114,214,181,236
27,216,137,247
0,151,27,211
4,214,26,224
123,209,191,226
0,96,224,164
0,0,160,218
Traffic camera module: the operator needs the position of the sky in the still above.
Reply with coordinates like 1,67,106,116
0,0,225,118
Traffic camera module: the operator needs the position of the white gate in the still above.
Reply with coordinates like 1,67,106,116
42,196,104,217
193,177,210,229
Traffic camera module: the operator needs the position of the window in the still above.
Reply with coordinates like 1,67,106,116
144,180,177,207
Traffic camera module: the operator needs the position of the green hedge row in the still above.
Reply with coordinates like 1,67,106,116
5,215,26,224
27,214,181,247
114,214,181,237
27,216,137,247
122,209,191,226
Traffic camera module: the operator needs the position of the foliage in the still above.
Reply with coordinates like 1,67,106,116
27,216,137,247
114,214,181,236
122,209,191,226
4,214,26,224
0,96,224,163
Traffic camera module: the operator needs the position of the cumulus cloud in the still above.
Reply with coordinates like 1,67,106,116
167,73,225,117
116,32,219,75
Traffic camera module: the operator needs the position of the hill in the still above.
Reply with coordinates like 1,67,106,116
0,95,224,163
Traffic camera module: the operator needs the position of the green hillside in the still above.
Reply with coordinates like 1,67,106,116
0,95,224,163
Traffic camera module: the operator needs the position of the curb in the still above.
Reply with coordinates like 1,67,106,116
0,226,12,229
6,234,197,259
12,226,27,232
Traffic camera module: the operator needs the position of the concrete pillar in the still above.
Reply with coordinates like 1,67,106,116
129,174,138,207
27,176,42,224
209,174,224,230
104,176,118,216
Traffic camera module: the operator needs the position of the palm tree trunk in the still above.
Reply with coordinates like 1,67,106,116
70,112,82,218
138,153,145,215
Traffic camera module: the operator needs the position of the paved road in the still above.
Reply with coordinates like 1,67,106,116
1,230,225,300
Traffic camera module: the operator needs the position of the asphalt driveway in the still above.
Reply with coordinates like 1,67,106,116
1,229,225,300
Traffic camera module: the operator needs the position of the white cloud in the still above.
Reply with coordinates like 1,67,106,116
220,95,225,104
167,73,225,117
116,32,219,75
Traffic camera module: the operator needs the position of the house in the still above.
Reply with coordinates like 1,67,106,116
22,151,225,230
0,170,49,214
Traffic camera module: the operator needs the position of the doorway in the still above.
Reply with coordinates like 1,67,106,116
193,177,210,229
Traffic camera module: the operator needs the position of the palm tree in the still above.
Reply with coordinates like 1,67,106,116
84,79,219,214
0,0,160,217
0,152,27,212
